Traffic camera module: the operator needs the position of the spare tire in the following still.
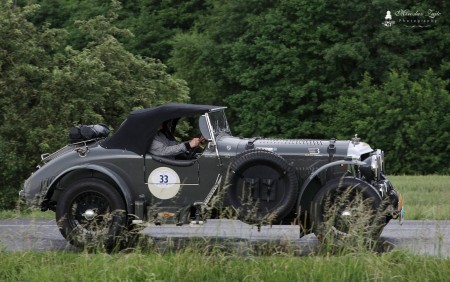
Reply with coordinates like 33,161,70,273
227,149,298,224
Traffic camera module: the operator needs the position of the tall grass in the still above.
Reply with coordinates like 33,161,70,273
1,248,449,281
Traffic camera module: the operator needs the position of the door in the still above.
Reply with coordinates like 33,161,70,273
144,155,199,202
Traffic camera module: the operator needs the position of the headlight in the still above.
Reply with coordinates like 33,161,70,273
370,149,384,180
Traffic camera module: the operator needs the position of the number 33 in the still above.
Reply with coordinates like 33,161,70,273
159,174,169,183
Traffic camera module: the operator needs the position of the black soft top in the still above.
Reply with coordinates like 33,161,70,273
101,103,223,155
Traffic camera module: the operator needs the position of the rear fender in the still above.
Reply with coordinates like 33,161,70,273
44,164,134,213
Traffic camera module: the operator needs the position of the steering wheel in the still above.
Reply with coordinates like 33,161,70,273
185,146,204,160
175,143,205,160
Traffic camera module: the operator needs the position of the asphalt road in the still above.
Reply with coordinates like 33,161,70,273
0,219,449,257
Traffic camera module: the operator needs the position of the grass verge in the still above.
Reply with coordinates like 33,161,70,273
0,208,54,219
0,248,449,281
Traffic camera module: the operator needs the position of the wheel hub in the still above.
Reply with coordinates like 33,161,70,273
341,210,352,217
82,209,97,221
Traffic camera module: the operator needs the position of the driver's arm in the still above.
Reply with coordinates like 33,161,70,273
150,133,190,156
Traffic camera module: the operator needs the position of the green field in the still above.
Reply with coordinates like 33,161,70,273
388,175,450,220
1,175,449,282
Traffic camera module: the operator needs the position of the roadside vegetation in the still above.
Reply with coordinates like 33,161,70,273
0,209,54,219
1,246,449,281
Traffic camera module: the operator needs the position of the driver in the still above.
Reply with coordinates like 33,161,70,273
149,120,204,158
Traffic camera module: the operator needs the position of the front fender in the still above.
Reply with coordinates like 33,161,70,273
45,164,134,213
296,159,366,209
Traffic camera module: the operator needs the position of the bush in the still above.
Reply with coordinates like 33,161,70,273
325,70,450,174
0,2,189,209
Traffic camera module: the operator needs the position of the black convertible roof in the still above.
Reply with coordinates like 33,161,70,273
101,103,224,155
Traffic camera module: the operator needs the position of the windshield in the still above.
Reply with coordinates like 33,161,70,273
209,110,231,137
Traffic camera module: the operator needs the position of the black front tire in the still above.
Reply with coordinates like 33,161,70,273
311,177,384,244
55,178,127,251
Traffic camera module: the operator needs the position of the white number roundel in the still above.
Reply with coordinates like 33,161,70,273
147,167,181,199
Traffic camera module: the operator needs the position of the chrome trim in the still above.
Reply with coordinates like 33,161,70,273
371,149,383,181
208,106,228,112
203,174,222,204
204,112,222,166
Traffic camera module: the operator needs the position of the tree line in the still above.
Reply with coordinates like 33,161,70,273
0,0,448,209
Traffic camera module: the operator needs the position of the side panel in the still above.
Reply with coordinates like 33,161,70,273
144,151,222,209
144,156,198,206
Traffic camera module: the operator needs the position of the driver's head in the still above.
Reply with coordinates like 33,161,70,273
160,120,176,140
161,120,172,130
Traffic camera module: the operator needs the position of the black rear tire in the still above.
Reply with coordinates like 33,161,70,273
227,149,298,224
55,178,127,251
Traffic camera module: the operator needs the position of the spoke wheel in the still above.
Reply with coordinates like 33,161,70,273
56,178,127,251
312,177,384,246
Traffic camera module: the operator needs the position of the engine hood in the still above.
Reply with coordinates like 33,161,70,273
217,136,373,159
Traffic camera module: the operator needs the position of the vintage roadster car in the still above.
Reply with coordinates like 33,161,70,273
20,103,403,250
